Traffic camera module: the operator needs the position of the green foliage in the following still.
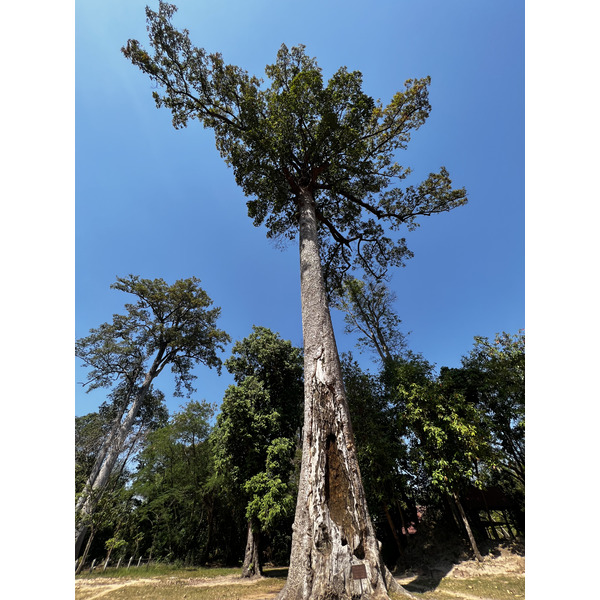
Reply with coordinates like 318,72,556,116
213,327,303,539
224,326,303,438
400,381,490,496
75,276,229,560
105,536,128,553
342,354,409,507
376,353,494,503
130,400,230,564
123,2,467,292
215,378,280,481
244,438,297,531
440,330,525,513
76,330,525,566
76,275,230,397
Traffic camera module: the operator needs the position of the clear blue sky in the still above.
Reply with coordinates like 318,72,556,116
4,2,600,595
75,0,524,417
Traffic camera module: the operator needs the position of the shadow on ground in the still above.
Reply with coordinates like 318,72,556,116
397,539,524,594
402,566,453,594
263,567,289,579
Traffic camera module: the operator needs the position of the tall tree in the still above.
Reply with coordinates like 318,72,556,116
76,412,112,496
75,275,230,558
213,326,303,577
124,6,466,597
76,384,168,502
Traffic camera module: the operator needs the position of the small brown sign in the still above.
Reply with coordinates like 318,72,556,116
351,564,367,580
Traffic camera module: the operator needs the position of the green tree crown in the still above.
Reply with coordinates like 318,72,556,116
123,2,467,291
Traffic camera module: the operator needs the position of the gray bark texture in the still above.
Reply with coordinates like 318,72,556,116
75,400,129,516
277,189,411,600
75,372,154,557
241,519,262,578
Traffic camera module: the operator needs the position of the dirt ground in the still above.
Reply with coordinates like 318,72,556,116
75,547,525,599
397,544,525,581
75,574,268,598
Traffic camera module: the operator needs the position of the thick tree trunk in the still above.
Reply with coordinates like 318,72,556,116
452,492,483,562
277,189,411,600
75,373,154,557
241,519,262,578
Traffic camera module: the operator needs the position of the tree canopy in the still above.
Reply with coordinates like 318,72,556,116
76,275,230,397
123,2,467,292
333,277,409,363
131,400,220,564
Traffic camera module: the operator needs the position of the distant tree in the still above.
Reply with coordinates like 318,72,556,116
243,437,298,537
224,326,304,441
74,390,161,573
76,384,168,498
75,275,230,558
124,6,466,596
130,400,220,564
397,373,492,562
213,327,303,577
438,331,525,530
458,331,525,487
333,277,409,365
75,469,135,574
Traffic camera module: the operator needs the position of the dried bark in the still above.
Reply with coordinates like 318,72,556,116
277,189,412,600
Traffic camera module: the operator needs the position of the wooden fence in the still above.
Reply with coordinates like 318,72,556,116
76,555,153,574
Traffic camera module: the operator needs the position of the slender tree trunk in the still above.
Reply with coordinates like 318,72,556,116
383,503,404,557
452,492,483,562
479,489,498,541
241,519,262,578
277,189,411,600
75,400,129,516
75,373,155,557
395,499,410,551
75,526,96,574
446,494,462,533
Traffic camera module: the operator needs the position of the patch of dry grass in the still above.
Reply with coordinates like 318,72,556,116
393,573,524,600
75,568,287,600
76,564,241,580
90,578,285,599
77,567,524,600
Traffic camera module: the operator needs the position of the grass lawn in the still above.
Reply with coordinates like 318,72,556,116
76,564,243,580
76,566,524,600
76,566,288,600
